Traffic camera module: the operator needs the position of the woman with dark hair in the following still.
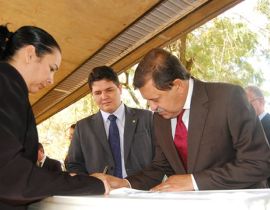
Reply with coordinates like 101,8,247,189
0,25,107,210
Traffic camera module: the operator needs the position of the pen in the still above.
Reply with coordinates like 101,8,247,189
103,165,109,174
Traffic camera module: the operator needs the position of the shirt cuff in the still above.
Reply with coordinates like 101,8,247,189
124,179,132,188
191,174,199,191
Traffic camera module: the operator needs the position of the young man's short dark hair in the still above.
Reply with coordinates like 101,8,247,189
88,66,120,91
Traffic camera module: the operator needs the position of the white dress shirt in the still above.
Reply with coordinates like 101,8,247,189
37,155,46,167
259,111,267,120
100,103,127,177
170,78,199,190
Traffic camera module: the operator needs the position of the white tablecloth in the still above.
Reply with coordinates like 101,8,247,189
28,188,270,210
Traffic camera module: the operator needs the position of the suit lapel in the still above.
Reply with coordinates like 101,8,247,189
154,113,185,172
123,106,137,162
187,79,209,172
92,112,112,156
261,113,270,125
43,157,49,168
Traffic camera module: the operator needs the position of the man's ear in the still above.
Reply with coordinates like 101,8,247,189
173,78,187,94
118,83,123,94
24,45,36,64
172,79,182,89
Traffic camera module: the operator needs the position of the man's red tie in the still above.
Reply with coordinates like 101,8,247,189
174,110,188,171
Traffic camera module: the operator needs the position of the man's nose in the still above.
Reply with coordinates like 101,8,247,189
101,91,108,99
148,101,158,111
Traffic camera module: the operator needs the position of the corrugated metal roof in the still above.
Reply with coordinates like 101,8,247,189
32,0,209,118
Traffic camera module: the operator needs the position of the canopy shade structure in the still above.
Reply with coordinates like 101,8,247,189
0,0,242,124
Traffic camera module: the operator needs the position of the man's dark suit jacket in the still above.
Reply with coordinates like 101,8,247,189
42,156,62,172
261,113,270,186
261,113,270,144
0,63,104,210
67,106,154,176
127,79,270,190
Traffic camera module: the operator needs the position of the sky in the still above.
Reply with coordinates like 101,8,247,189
222,0,270,111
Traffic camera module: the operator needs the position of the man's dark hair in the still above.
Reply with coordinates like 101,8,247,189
38,143,44,153
88,66,120,91
133,48,190,90
70,123,76,129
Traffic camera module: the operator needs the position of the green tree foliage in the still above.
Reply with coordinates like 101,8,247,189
257,0,270,23
255,0,270,101
256,0,270,60
167,17,263,86
37,94,98,163
119,68,148,109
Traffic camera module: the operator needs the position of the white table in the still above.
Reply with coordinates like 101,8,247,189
28,188,270,210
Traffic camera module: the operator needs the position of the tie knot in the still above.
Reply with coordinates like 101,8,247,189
177,109,185,121
108,114,117,122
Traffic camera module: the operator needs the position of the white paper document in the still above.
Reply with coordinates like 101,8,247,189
109,187,270,200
